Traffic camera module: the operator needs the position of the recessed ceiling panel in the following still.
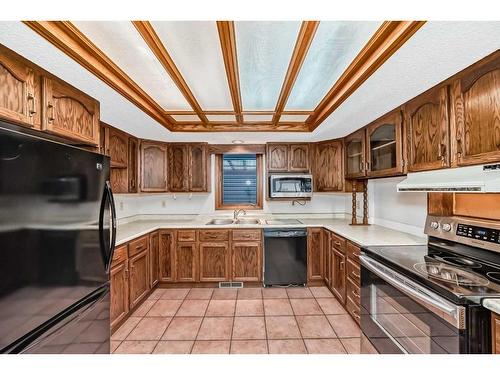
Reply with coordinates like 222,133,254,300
285,21,382,110
279,114,309,122
171,114,201,122
73,21,192,111
151,21,233,111
236,21,301,111
243,114,273,122
206,114,237,122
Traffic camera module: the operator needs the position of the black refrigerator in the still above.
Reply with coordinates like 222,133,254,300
0,123,116,354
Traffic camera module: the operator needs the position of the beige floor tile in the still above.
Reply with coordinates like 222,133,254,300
161,317,202,340
296,315,336,338
230,340,268,354
111,317,141,340
265,316,301,339
110,340,121,353
153,341,194,354
176,299,209,317
127,317,171,341
237,288,262,300
286,287,313,299
326,314,361,338
290,298,323,315
263,299,293,316
304,339,347,354
232,317,266,339
212,288,238,300
186,288,214,300
147,299,183,317
206,299,236,316
147,289,164,300
341,338,361,354
191,340,230,354
235,299,264,316
160,288,190,300
309,286,334,298
268,339,307,354
114,340,157,354
197,317,233,340
131,300,155,317
262,288,288,299
317,298,347,315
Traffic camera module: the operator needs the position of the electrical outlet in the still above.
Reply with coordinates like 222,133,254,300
162,200,166,208
119,201,124,210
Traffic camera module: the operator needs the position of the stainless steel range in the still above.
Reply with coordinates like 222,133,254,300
360,215,500,354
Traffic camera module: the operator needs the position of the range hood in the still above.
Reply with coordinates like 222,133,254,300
397,163,500,193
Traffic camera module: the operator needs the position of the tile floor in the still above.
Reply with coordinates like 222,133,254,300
112,286,361,354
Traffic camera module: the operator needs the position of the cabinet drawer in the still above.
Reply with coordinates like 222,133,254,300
128,235,149,257
232,229,261,241
346,277,360,307
199,230,229,242
347,258,360,284
346,295,360,325
331,232,346,253
112,244,128,265
177,230,196,242
347,241,360,263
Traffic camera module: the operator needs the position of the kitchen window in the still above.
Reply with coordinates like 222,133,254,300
215,153,263,210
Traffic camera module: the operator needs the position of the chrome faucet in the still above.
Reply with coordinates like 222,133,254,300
233,209,247,220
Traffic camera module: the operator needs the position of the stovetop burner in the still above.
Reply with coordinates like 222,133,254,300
413,262,490,287
440,256,482,268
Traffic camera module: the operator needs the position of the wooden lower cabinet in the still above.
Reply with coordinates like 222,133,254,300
176,242,198,282
159,230,175,282
493,312,500,354
307,228,323,281
323,230,331,286
128,249,149,309
331,247,347,305
149,231,159,288
199,242,230,281
232,241,262,282
110,258,129,331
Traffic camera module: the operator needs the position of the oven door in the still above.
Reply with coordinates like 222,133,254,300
360,255,467,354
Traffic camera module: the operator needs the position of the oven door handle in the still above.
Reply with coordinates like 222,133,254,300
360,255,465,329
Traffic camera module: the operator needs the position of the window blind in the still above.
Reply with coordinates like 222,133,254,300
222,154,257,205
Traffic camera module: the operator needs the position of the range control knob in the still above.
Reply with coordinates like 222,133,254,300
442,223,452,232
430,221,439,229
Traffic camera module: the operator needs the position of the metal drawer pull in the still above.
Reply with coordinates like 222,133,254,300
351,310,360,319
352,290,360,298
334,241,342,247
351,271,360,278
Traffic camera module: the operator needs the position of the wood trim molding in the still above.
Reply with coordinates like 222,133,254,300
307,21,426,130
170,122,309,132
208,144,266,154
273,21,319,125
23,21,175,130
216,21,243,123
132,21,209,124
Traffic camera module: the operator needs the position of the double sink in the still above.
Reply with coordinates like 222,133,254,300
206,218,262,225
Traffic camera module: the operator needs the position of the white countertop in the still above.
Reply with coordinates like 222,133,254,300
483,299,500,315
115,214,427,247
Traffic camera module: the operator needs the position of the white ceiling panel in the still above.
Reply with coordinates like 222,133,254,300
279,114,309,122
171,114,201,122
151,21,233,111
243,114,273,122
73,21,192,111
206,114,237,122
236,21,301,111
286,21,381,110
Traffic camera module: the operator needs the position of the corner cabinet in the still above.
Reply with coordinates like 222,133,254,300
314,140,344,191
366,109,404,178
140,141,168,192
188,144,209,192
128,137,139,193
168,144,189,192
405,85,450,172
451,52,500,166
149,231,160,288
344,129,367,178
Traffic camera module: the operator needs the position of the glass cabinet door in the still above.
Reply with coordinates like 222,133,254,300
345,129,366,178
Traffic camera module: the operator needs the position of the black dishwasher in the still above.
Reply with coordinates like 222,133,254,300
263,228,307,286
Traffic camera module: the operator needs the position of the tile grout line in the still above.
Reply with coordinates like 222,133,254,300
288,290,308,353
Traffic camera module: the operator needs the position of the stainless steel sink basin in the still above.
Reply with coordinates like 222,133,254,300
206,218,235,225
235,218,261,225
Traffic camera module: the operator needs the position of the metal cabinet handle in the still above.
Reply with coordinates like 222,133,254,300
47,103,55,122
351,310,360,319
340,261,344,271
352,290,360,298
334,241,341,247
457,138,463,159
352,271,360,279
27,92,36,116
124,267,129,280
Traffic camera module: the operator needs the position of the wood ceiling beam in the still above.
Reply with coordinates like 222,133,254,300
171,123,309,132
272,21,319,125
132,21,209,124
307,21,425,131
23,21,175,130
216,21,243,123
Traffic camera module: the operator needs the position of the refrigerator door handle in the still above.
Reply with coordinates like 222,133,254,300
99,181,117,271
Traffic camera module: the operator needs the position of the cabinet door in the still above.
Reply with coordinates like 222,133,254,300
176,242,198,282
267,144,288,171
493,312,500,354
232,241,262,282
199,242,230,282
159,230,175,282
42,76,99,145
149,232,159,288
307,228,323,281
169,144,189,192
405,85,450,172
345,129,367,178
0,51,37,127
315,140,344,191
108,127,129,168
129,250,149,309
331,248,346,305
288,144,310,172
140,141,168,192
189,143,208,192
366,110,404,178
323,230,331,286
452,54,500,166
128,137,138,193
110,260,129,330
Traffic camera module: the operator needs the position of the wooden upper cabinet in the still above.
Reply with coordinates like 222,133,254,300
288,144,310,171
366,109,404,178
267,144,288,171
314,140,344,192
108,126,128,168
168,144,189,192
188,143,208,192
140,141,168,192
41,76,99,145
345,129,367,178
128,137,138,193
451,52,500,166
405,85,450,172
0,50,39,128
199,242,230,282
